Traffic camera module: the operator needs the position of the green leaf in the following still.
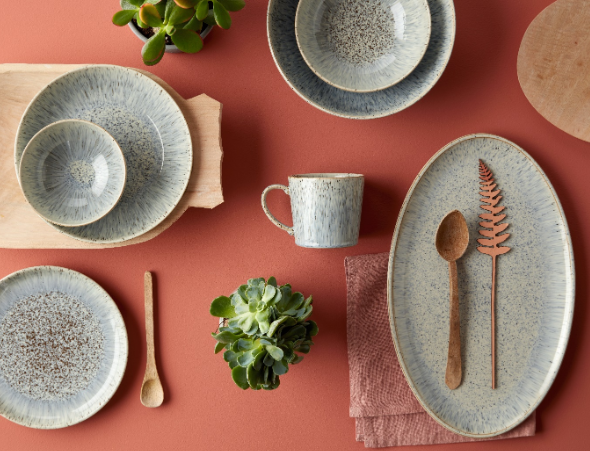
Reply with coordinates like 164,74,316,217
253,350,266,371
268,316,296,337
272,359,288,376
113,9,137,26
210,296,236,318
213,1,231,29
247,363,260,389
169,3,196,24
231,366,249,390
297,344,311,354
266,345,284,361
236,338,255,351
212,331,240,344
214,341,226,354
263,366,269,383
267,276,277,288
136,12,148,28
140,4,163,28
144,0,162,4
121,0,143,9
263,352,275,367
261,285,276,304
303,295,313,309
183,16,203,32
155,0,167,17
196,0,210,20
141,31,166,65
223,350,237,362
282,325,307,341
237,351,255,367
291,354,304,364
218,0,245,11
306,320,319,336
255,309,271,335
203,7,217,26
175,0,199,7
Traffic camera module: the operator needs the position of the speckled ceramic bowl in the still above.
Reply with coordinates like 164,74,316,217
388,134,574,437
295,0,431,92
0,266,128,429
19,120,126,227
15,65,192,243
268,0,455,119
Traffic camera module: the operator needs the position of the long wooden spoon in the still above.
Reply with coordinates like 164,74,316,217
140,271,164,407
436,210,469,390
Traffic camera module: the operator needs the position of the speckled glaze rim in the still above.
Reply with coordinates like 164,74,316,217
14,64,193,244
18,119,127,228
386,133,575,438
289,173,364,179
266,0,456,120
0,266,128,429
294,0,431,93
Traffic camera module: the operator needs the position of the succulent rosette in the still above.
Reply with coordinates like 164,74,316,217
210,277,318,390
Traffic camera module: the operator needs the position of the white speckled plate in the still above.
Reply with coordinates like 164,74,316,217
388,134,574,437
15,65,192,243
268,0,455,119
0,266,128,429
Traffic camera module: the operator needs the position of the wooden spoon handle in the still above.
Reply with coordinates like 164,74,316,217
144,271,158,380
445,261,462,389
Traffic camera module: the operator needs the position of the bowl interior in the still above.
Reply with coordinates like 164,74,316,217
19,120,126,227
295,0,431,92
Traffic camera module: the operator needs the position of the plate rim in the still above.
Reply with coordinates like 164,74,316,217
0,265,129,429
266,0,456,119
386,133,575,437
14,64,193,244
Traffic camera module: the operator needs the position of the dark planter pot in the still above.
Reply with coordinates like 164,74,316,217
128,21,213,54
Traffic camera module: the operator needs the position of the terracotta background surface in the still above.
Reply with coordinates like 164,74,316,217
1,1,588,450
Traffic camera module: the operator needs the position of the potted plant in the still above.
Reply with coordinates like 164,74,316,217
210,277,318,390
112,0,245,65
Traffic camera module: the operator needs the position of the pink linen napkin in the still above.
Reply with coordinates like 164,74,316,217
345,252,536,448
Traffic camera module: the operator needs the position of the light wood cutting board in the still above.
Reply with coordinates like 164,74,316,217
517,0,590,142
0,64,223,249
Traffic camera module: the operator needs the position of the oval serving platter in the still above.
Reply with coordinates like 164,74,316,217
0,266,128,429
15,65,193,244
388,134,574,437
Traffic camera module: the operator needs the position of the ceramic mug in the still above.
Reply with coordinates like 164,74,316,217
261,173,364,248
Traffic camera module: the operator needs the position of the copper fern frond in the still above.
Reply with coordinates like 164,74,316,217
477,160,510,256
476,160,510,390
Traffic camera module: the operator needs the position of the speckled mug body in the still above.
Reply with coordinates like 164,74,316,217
289,174,364,248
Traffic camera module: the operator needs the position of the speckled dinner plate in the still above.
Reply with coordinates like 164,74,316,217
268,0,455,119
0,266,128,429
15,65,192,243
388,134,574,437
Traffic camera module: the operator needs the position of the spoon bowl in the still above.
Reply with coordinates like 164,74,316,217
140,378,164,408
436,210,469,262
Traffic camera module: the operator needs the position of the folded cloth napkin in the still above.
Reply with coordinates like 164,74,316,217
345,252,536,448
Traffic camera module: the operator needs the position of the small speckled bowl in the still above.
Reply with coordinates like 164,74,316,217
295,0,431,92
19,120,126,227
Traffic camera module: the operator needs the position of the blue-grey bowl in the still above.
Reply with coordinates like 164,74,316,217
295,0,431,92
19,120,126,227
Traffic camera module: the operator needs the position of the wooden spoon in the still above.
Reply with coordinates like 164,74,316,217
140,271,164,407
436,210,469,390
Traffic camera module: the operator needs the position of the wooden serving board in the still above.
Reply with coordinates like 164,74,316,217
0,64,223,249
517,0,590,142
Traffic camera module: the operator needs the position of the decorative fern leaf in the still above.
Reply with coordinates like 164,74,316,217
477,160,510,256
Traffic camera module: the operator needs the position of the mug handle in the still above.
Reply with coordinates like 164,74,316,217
261,184,294,236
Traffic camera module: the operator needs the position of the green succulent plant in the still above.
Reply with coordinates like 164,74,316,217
210,277,318,390
112,0,245,66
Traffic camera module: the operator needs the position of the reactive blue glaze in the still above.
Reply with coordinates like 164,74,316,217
295,0,431,92
388,134,574,437
268,0,455,119
15,65,192,243
0,266,128,429
19,120,126,227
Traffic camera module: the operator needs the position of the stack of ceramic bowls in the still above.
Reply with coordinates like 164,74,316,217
15,64,193,244
267,0,456,119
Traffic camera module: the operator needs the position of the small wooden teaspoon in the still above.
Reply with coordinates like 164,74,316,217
140,271,164,407
436,210,469,390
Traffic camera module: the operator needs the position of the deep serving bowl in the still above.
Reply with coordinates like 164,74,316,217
295,0,431,93
19,120,126,227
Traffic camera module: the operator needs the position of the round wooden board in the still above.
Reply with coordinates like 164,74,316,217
517,0,590,142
